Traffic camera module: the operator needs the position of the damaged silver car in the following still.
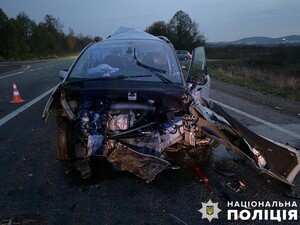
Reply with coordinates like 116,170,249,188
43,27,299,185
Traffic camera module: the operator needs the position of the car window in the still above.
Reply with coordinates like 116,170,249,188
69,40,183,84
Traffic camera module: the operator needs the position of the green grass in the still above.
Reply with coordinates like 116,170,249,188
209,68,300,101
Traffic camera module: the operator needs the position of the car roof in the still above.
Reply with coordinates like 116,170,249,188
106,27,162,42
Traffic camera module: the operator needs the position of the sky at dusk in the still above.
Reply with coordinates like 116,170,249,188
0,0,299,42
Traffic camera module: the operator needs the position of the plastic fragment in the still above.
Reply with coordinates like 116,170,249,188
189,164,213,193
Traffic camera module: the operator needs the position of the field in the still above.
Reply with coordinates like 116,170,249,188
206,45,300,101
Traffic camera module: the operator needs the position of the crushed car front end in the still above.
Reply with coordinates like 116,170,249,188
43,27,299,186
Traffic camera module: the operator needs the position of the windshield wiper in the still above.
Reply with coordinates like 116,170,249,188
133,49,173,84
64,74,152,86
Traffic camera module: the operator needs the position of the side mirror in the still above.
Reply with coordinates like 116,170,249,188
59,69,68,80
186,46,210,99
186,46,207,82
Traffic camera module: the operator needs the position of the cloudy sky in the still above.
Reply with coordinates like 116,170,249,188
0,0,299,42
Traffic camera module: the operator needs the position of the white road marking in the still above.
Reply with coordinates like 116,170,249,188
213,100,300,140
0,65,30,80
0,86,57,127
0,60,71,80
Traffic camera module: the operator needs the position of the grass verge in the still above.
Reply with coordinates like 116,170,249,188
209,68,300,101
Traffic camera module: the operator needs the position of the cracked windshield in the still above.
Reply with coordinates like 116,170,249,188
70,41,182,84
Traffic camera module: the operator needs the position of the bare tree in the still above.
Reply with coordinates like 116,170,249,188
67,28,76,52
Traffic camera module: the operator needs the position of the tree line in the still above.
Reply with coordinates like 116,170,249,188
0,9,205,60
0,9,96,60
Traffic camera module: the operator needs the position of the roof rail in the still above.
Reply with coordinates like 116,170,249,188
157,36,171,44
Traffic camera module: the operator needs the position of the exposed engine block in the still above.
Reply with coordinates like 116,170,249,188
68,99,213,180
108,112,135,131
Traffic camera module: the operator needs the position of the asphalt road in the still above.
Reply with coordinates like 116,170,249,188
0,59,299,225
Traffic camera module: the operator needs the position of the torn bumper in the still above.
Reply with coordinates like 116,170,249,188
190,101,300,186
107,142,170,182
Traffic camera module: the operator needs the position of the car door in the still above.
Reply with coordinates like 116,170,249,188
186,46,211,100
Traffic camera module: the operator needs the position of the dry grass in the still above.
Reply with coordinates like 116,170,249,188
206,46,300,98
214,64,300,90
209,63,300,101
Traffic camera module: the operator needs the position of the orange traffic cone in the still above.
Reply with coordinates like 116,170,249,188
10,82,25,104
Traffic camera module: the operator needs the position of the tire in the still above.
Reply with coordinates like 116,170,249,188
56,116,74,160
